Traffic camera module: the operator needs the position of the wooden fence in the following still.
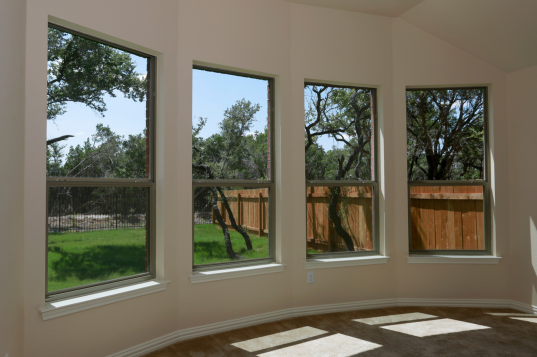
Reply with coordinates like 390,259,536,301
213,188,269,237
410,186,485,250
306,186,374,252
212,187,375,251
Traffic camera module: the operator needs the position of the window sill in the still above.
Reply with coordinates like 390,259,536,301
39,280,170,320
305,255,389,270
189,263,285,283
407,256,502,264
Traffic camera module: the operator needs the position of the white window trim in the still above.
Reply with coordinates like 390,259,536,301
39,280,170,320
189,263,285,283
305,255,389,270
407,256,501,264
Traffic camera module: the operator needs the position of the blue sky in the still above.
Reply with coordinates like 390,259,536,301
47,55,148,159
193,69,340,149
47,54,340,162
192,69,269,139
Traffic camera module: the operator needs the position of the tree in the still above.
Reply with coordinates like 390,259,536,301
192,99,264,259
47,142,66,176
62,124,123,178
47,27,146,121
305,85,374,251
115,131,148,179
406,89,484,180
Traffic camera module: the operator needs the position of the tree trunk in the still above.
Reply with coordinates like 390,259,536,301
192,163,253,251
327,187,355,251
216,187,253,250
209,187,243,260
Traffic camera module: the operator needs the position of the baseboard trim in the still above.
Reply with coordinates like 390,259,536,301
509,300,537,314
107,298,536,357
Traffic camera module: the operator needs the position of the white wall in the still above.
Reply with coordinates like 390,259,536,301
0,0,25,356
289,4,396,307
23,1,180,356
0,0,520,356
507,64,537,307
392,19,510,300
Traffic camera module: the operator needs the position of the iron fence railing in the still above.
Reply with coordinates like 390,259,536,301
48,186,148,233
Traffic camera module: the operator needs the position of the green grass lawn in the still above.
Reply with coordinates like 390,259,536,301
47,225,270,292
47,229,147,292
194,224,269,265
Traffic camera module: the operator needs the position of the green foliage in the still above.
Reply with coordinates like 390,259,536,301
46,142,67,176
406,89,485,180
305,85,373,181
50,124,147,179
192,99,267,180
115,131,148,179
47,27,147,121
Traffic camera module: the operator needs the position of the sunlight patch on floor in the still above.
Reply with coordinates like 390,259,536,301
486,313,537,317
381,318,490,337
231,326,328,352
256,334,382,357
353,312,437,325
510,317,537,324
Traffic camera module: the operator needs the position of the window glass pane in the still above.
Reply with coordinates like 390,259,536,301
47,186,149,292
410,185,485,250
193,186,270,265
47,26,150,179
307,186,374,254
192,69,271,181
406,89,485,180
305,85,374,181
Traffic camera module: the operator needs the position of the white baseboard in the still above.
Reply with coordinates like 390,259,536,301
509,300,537,314
107,309,295,357
396,298,510,308
107,298,536,357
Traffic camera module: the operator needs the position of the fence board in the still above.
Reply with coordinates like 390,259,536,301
221,186,374,252
425,186,435,249
410,185,485,251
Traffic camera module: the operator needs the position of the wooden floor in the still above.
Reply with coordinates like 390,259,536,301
144,306,537,357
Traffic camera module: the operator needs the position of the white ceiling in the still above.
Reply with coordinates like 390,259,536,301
286,0,426,17
287,0,537,72
400,0,537,72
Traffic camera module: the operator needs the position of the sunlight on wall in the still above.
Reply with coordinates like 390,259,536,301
530,217,537,273
530,217,537,303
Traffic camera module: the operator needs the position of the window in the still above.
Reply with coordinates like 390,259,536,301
192,66,274,269
305,84,379,258
46,24,156,301
406,87,489,253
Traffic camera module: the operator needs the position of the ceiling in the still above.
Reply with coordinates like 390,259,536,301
286,0,537,72
286,0,426,17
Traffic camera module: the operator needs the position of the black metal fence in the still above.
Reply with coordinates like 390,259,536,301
194,186,213,225
48,186,148,233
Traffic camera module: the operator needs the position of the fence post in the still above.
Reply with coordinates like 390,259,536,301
212,206,215,224
258,192,263,237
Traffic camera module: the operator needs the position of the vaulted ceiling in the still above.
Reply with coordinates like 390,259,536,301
286,0,537,72
286,0,426,17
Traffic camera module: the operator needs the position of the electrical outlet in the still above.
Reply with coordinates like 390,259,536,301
307,271,314,284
